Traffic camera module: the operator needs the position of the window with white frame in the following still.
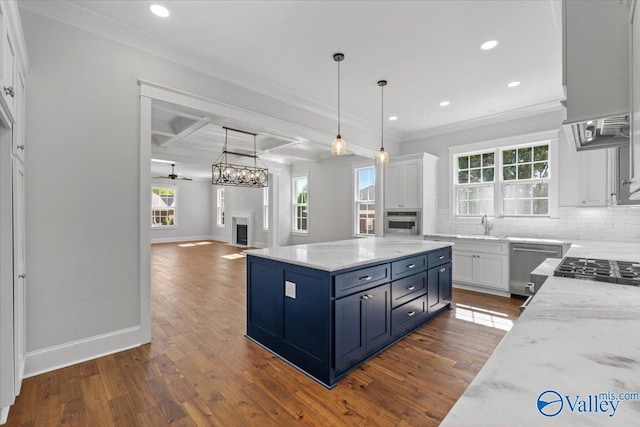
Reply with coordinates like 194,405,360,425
152,187,175,227
454,141,551,217
263,186,269,231
355,166,375,235
216,188,225,227
292,176,308,232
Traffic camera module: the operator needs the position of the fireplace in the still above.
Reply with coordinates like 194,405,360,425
236,224,248,246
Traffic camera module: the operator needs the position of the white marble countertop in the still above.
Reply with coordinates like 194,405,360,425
441,241,640,426
244,237,452,272
425,232,570,245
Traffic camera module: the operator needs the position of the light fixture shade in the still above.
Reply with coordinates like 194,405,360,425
331,135,346,155
211,127,268,188
376,147,389,165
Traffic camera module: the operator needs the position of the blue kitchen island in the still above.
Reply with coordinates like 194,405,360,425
245,237,454,388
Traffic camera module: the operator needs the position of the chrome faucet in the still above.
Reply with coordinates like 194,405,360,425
480,213,493,236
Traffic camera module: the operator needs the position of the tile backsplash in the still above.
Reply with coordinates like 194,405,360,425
437,207,640,242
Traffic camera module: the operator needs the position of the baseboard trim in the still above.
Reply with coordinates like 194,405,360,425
24,326,143,378
1,406,9,425
452,283,511,298
151,235,217,244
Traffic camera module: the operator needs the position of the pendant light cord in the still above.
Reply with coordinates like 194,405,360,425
381,83,384,150
337,59,341,135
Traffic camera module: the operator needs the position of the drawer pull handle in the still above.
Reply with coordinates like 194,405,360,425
407,263,416,269
438,255,445,260
362,295,369,300
359,275,372,281
407,311,416,317
407,285,415,291
439,268,446,273
17,145,24,150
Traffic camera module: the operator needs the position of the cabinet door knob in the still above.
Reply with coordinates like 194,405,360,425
17,145,24,150
407,263,415,269
439,268,446,273
438,255,444,260
4,86,14,97
358,275,372,281
18,274,25,279
407,311,416,317
362,295,369,300
407,285,415,291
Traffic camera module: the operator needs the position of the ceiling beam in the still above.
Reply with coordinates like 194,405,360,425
158,117,213,148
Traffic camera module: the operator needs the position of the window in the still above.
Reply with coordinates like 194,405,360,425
293,176,308,232
216,188,225,227
355,166,375,235
501,144,550,216
454,141,551,217
152,187,175,227
263,186,269,231
456,151,495,216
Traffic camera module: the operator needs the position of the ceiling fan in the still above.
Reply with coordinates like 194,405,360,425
153,163,192,181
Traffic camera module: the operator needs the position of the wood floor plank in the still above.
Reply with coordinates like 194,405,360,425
6,240,522,426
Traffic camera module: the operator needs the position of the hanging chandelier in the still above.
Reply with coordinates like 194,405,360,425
376,80,389,165
211,127,268,188
331,52,346,155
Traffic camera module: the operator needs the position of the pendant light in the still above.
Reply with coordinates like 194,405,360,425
211,127,268,188
376,80,389,165
331,53,346,155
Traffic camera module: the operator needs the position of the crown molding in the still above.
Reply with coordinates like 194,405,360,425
18,0,402,143
401,100,564,142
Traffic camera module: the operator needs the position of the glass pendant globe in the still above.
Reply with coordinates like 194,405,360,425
376,147,389,165
331,136,346,155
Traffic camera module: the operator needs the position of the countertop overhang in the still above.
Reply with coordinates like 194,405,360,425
244,237,453,272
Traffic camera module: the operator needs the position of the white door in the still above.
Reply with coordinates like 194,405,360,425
452,251,475,284
384,164,402,209
477,254,507,291
12,157,25,394
401,161,421,209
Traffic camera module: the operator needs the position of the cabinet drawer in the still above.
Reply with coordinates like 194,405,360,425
391,255,426,280
392,295,427,337
334,263,390,298
391,272,427,308
428,248,451,268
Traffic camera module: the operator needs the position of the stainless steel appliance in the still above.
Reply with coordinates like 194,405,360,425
554,257,640,286
510,243,563,297
384,211,420,235
520,258,562,311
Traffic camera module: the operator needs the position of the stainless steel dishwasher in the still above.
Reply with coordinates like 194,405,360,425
510,243,563,297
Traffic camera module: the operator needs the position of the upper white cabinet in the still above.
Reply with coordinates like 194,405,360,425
563,0,630,123
384,153,438,235
578,149,615,206
385,159,421,209
0,0,16,125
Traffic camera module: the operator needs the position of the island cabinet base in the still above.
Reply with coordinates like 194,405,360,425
246,246,452,388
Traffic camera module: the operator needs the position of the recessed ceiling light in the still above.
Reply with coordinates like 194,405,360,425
439,101,450,107
389,116,398,121
149,4,170,18
507,81,521,88
481,40,498,50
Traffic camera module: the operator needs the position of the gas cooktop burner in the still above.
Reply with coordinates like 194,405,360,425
554,257,640,286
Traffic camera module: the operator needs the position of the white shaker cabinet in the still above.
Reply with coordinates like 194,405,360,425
630,0,640,199
577,149,615,206
385,159,421,209
450,240,510,295
383,153,438,235
0,0,27,422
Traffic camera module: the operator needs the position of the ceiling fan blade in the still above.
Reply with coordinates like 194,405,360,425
177,177,193,181
152,175,170,179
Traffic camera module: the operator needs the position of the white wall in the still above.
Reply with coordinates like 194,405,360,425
150,179,211,243
19,9,332,364
210,185,267,247
290,154,372,245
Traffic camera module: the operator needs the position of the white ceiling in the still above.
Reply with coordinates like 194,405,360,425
24,0,565,174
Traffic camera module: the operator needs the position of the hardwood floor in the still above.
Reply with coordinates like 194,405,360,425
6,240,522,426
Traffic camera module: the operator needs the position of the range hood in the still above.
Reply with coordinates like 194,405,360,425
564,115,630,151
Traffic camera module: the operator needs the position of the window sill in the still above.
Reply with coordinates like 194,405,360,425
291,231,309,236
151,225,177,229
